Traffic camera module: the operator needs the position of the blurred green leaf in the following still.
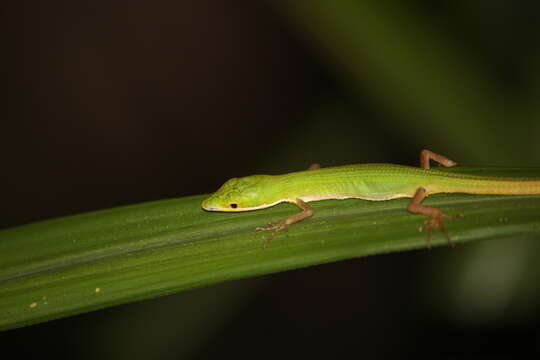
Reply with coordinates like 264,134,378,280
1,167,540,330
273,1,539,163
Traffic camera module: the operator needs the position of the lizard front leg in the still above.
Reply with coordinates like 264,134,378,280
256,198,313,248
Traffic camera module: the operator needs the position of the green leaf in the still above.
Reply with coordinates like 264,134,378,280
1,167,540,330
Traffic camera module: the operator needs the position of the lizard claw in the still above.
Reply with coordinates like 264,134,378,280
256,222,282,232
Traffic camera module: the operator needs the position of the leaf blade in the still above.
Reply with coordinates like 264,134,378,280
1,167,540,330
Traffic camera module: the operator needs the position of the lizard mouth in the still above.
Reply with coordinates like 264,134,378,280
201,199,220,211
203,205,219,211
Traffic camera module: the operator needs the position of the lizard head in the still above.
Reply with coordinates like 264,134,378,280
202,175,279,212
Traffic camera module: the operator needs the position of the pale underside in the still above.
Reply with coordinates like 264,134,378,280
244,191,419,211
298,192,414,202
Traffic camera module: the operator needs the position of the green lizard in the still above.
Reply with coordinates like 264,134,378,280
202,150,540,248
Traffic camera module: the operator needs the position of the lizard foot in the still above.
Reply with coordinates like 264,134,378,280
420,213,463,249
256,221,288,248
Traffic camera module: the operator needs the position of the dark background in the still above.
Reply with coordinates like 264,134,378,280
2,1,540,359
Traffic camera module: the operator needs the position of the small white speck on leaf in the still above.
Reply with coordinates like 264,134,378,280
29,302,37,308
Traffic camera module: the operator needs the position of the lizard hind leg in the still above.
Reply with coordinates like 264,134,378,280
420,149,458,169
407,187,463,248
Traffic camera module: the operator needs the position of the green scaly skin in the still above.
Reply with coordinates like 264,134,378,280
202,164,540,212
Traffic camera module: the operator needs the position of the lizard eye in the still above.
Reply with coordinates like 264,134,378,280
229,203,238,209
